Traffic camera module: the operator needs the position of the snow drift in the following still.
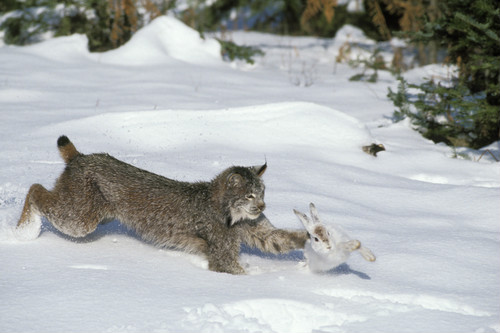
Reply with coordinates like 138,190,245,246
99,15,222,65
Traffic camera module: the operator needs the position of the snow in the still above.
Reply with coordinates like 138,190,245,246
99,15,222,66
1,15,499,333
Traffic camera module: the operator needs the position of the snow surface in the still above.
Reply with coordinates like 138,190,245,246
1,16,499,333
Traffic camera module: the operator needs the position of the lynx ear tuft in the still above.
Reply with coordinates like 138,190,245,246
253,162,267,177
228,173,243,187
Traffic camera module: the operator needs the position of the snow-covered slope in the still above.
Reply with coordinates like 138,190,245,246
1,16,498,333
99,15,222,65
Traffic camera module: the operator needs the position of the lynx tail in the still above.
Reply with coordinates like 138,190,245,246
57,135,79,163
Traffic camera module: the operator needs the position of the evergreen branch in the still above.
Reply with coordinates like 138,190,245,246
454,12,490,31
455,12,500,42
485,29,500,42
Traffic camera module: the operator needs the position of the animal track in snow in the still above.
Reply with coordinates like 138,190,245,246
0,183,25,208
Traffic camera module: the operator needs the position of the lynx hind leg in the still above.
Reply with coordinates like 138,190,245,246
16,183,102,240
358,245,376,262
15,184,48,241
340,239,361,252
15,210,42,241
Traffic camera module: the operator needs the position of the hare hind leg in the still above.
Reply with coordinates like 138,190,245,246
339,240,376,261
358,246,376,262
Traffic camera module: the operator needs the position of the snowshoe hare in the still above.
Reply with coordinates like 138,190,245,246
293,203,375,273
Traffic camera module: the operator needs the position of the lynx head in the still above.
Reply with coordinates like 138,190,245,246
214,163,267,226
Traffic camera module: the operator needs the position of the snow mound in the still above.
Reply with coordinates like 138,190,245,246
334,24,375,46
403,63,459,85
15,16,222,66
36,101,374,160
314,288,492,317
183,299,365,333
99,15,222,66
21,34,90,62
332,24,375,62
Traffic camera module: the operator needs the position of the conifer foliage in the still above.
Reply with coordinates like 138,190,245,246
0,0,171,51
389,0,500,149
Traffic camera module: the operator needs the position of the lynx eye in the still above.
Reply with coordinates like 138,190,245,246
246,194,256,200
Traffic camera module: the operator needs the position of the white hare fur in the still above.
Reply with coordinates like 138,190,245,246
293,203,375,273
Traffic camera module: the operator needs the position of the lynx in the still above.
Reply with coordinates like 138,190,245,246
16,136,308,274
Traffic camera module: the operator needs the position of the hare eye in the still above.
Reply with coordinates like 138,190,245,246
246,194,256,200
314,237,319,242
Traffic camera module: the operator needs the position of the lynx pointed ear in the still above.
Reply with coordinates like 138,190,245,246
252,162,267,177
228,173,244,187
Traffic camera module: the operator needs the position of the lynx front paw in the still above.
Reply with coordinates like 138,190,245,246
208,260,246,275
219,264,246,275
229,265,246,275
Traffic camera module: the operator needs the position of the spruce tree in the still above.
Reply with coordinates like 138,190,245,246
392,0,500,149
0,0,154,52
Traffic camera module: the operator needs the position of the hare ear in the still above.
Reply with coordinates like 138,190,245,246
309,203,321,224
293,209,313,231
228,173,243,187
251,162,267,177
